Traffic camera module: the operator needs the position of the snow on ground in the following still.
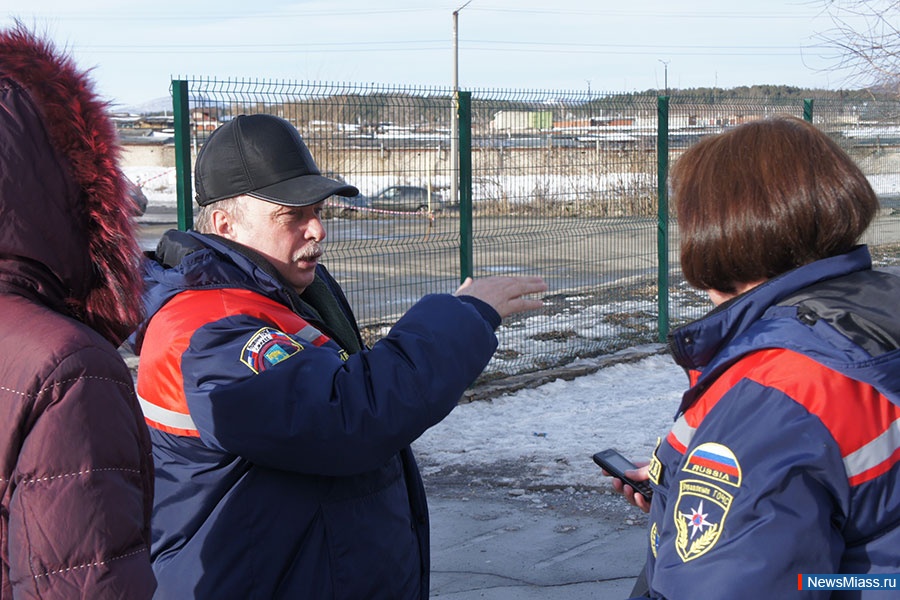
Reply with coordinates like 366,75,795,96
123,166,654,207
413,351,686,493
126,167,178,208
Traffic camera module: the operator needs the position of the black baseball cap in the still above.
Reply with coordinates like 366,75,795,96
194,114,359,206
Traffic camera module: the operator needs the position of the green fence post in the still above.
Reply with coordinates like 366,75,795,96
803,98,814,123
172,80,193,231
657,95,670,342
458,91,474,283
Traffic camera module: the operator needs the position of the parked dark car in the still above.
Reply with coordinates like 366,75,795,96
369,185,444,213
319,171,369,217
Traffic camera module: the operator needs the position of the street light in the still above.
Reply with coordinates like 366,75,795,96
586,80,592,118
658,59,670,96
451,0,473,207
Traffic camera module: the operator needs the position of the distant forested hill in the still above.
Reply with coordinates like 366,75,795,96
625,85,892,101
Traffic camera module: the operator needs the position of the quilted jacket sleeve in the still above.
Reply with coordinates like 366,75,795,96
181,293,499,476
6,346,155,599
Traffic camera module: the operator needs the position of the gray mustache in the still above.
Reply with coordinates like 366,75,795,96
293,242,323,262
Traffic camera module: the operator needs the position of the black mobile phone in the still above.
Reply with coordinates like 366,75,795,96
592,448,653,502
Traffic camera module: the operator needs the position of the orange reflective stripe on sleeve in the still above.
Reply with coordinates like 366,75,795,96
740,349,900,486
136,288,328,437
665,348,900,487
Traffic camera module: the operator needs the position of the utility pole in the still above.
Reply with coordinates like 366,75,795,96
586,79,592,118
658,59,670,96
451,0,473,207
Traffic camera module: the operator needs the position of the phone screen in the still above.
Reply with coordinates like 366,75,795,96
602,451,637,474
594,449,653,501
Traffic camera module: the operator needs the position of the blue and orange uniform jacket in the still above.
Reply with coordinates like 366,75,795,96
131,230,502,599
638,246,900,599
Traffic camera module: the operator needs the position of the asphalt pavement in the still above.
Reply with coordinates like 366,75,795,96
426,477,647,599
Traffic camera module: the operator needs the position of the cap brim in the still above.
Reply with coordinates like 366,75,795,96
248,174,360,207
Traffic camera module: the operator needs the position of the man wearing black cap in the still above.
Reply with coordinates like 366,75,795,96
132,114,546,599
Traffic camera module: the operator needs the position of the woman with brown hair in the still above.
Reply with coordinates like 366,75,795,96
622,116,900,599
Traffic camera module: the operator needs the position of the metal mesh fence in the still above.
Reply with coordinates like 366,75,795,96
811,96,900,263
172,79,900,381
464,89,662,377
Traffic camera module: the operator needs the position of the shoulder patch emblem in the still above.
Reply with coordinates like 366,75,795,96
648,437,663,485
682,442,742,487
241,327,303,374
673,478,732,562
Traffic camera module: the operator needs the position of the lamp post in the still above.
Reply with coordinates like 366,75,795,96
586,80,592,118
658,59,670,96
451,0,473,207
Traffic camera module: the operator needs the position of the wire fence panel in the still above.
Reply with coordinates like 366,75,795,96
172,78,900,382
812,96,900,262
464,89,663,378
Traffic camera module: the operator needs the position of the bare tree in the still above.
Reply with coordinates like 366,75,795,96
816,1,900,92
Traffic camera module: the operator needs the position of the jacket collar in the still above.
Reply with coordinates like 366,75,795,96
669,245,873,372
137,229,362,354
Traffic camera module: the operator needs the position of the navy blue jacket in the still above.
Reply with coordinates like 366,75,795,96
639,246,900,599
132,230,502,599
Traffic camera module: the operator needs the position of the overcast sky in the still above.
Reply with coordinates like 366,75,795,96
3,0,863,108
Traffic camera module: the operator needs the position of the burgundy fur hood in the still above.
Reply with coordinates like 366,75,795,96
0,25,142,344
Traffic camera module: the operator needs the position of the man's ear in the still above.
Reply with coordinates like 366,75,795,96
210,207,236,239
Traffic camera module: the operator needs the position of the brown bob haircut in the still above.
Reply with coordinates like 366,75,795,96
672,115,878,294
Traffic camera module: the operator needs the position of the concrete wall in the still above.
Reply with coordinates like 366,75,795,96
118,141,656,196
121,144,177,168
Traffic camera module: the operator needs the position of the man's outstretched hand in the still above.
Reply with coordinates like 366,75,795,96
454,276,547,318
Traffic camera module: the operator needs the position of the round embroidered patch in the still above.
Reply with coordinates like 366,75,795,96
240,327,304,374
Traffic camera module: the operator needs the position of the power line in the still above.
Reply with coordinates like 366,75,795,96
7,7,833,20
72,38,828,57
470,7,824,20
4,7,436,21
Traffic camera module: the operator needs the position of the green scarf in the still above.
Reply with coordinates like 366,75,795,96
299,275,362,355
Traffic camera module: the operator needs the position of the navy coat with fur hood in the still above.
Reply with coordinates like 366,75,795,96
0,25,155,599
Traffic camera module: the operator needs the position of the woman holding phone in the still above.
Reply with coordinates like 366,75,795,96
609,116,900,599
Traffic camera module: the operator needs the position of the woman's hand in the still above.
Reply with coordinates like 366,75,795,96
602,461,651,513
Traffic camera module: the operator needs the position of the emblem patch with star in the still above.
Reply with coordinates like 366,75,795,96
670,442,742,563
673,478,732,562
